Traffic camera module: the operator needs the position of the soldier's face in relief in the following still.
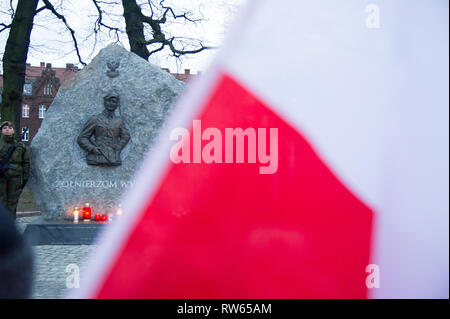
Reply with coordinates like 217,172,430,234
1,125,14,136
104,96,119,112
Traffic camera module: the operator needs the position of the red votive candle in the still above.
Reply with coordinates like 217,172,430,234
82,203,92,220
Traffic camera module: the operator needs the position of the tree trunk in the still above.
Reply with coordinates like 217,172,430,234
122,0,150,60
1,0,39,139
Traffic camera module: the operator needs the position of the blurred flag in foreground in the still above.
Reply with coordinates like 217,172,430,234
73,0,448,298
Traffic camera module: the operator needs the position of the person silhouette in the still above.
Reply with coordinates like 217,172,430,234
0,204,33,298
0,121,30,220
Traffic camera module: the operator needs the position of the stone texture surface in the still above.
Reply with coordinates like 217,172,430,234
31,244,97,299
17,217,97,299
29,44,184,220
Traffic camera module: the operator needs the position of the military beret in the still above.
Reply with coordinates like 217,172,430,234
1,121,15,130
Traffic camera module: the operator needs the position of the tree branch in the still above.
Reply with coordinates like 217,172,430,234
122,0,215,61
41,0,86,66
166,37,213,57
9,0,15,17
148,42,165,55
158,0,201,24
0,0,14,33
92,0,123,41
147,0,154,18
35,6,47,15
0,22,11,33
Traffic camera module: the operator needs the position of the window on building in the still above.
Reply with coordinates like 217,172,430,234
39,105,46,119
22,104,30,118
43,83,53,96
21,127,29,142
23,83,33,96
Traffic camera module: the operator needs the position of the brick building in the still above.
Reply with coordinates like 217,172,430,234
0,63,196,143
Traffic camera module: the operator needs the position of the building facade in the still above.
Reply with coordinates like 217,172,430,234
21,62,80,143
0,63,196,143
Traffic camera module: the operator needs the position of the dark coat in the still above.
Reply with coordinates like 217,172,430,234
0,135,30,180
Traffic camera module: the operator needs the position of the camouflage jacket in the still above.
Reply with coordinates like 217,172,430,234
0,135,30,180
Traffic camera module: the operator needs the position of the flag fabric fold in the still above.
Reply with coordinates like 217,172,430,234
73,0,449,299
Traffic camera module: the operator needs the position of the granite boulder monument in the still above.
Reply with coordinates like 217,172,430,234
29,44,184,220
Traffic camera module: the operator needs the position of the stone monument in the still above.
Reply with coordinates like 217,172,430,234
28,44,184,220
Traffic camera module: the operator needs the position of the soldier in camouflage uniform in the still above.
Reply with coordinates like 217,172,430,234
0,121,30,220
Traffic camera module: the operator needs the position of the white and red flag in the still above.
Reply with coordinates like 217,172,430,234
73,0,448,298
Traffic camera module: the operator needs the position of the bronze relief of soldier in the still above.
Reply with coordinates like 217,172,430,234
77,91,130,166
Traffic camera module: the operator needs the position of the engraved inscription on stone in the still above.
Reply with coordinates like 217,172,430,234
55,180,134,188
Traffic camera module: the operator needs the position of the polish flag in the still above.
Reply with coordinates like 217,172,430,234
73,0,448,298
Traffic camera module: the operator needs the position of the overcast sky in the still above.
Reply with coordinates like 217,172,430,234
0,0,246,73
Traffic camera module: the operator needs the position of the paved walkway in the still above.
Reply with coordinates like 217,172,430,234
16,216,97,299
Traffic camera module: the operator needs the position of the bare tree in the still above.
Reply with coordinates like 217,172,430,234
1,0,40,136
40,0,87,66
114,0,213,60
1,0,216,133
1,0,90,135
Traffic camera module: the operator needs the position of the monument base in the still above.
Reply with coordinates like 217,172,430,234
23,217,108,245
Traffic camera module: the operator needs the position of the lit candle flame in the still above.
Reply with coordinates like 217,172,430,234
73,207,79,223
